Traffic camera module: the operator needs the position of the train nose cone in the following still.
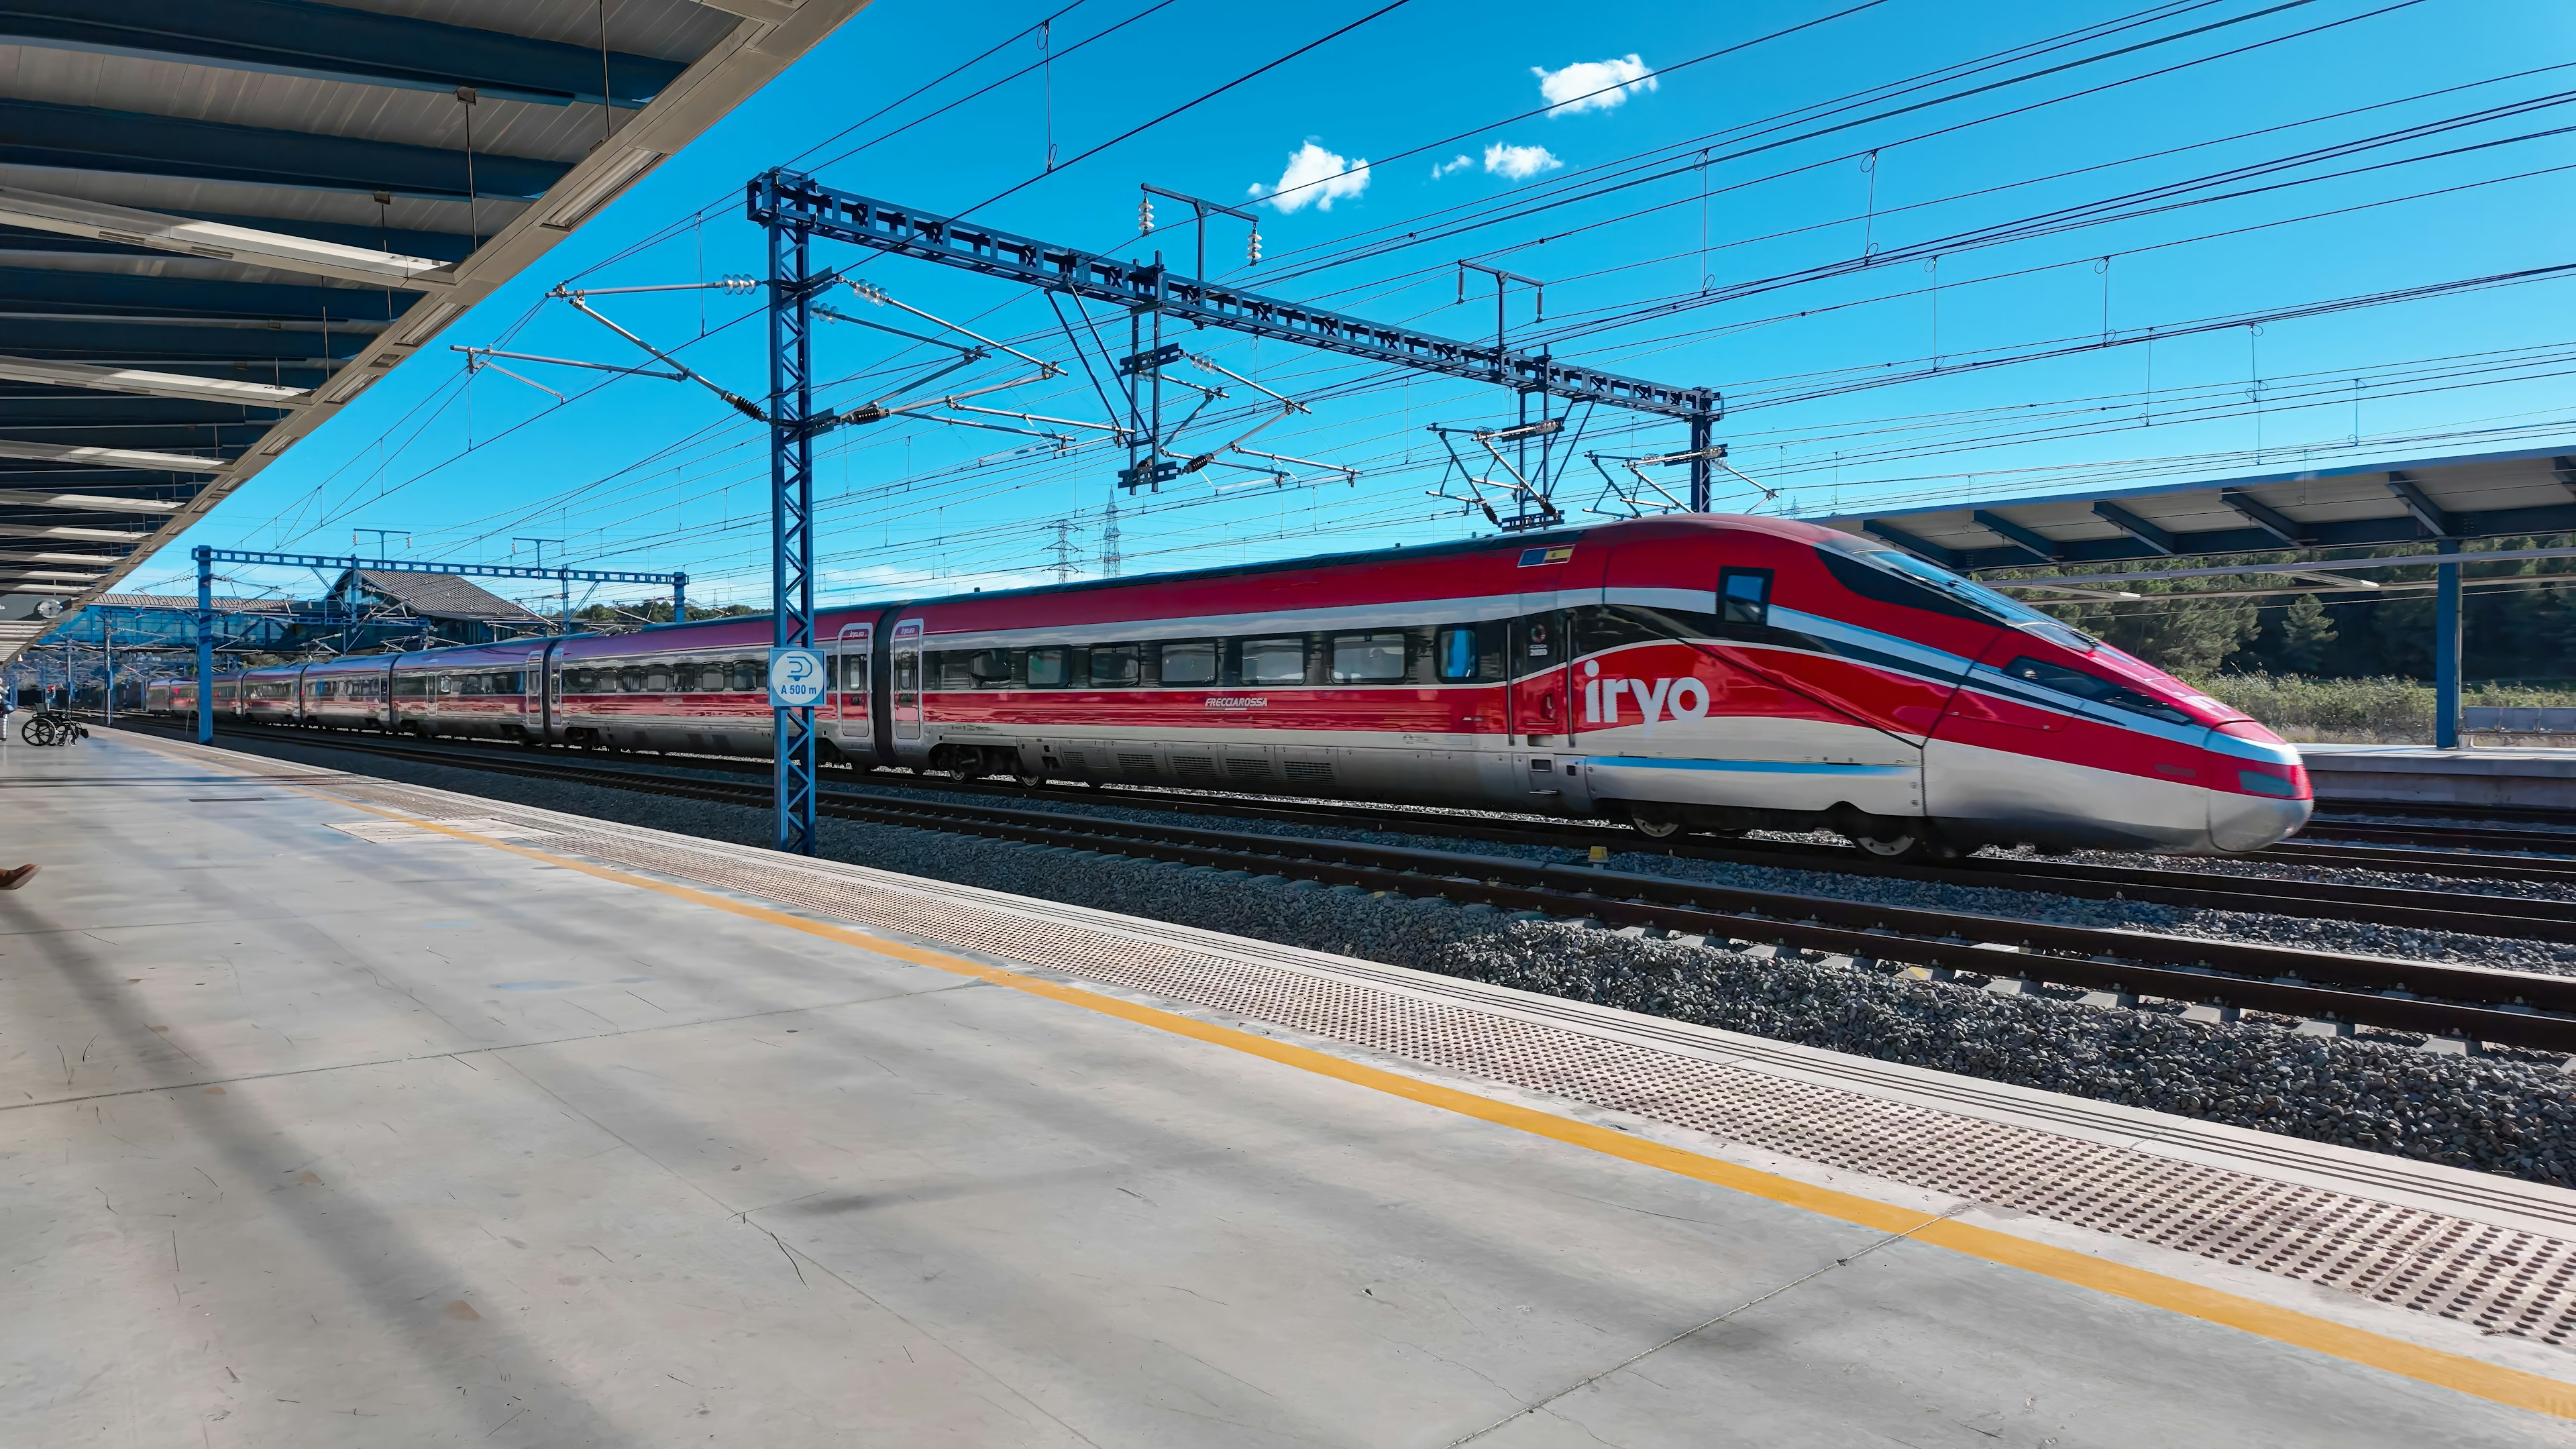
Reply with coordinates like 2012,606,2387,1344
2208,791,2312,853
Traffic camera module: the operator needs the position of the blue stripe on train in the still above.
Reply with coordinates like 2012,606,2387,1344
1589,756,1914,776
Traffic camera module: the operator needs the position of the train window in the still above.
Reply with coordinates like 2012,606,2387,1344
2001,656,2192,725
394,674,429,697
502,672,525,694
1511,614,1560,669
967,649,1012,685
1436,627,1479,683
617,665,646,693
1159,641,1218,686
1329,632,1408,684
1240,637,1305,685
1814,534,2053,627
641,665,672,692
893,651,919,693
730,659,762,692
1087,644,1140,688
439,675,460,696
837,652,871,690
1024,647,1067,687
1719,568,1772,626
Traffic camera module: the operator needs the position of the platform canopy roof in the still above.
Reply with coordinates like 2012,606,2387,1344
0,0,868,656
1809,445,2576,575
341,568,543,623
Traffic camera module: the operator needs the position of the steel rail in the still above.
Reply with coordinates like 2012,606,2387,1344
121,718,2576,1053
125,716,2576,936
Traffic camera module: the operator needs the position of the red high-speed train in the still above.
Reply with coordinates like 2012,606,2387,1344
151,515,2311,856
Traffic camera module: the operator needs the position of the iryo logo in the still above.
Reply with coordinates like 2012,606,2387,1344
1580,659,1709,736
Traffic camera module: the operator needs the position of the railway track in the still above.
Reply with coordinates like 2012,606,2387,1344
138,716,2576,933
2298,816,2576,858
119,718,2576,1053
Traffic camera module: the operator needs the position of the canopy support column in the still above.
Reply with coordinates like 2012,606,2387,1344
2434,539,2461,749
194,545,213,745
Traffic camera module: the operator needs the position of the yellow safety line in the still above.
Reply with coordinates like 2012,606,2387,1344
319,794,2576,1420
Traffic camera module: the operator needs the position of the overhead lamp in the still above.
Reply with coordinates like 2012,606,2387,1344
0,184,455,290
0,523,151,542
392,299,464,349
315,365,380,407
2,584,87,595
0,489,180,514
0,355,308,407
0,441,226,474
543,147,666,232
687,0,802,21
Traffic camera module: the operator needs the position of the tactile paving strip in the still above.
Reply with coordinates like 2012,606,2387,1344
214,755,2576,1344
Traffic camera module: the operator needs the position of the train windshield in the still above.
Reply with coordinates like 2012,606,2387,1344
1817,533,2089,642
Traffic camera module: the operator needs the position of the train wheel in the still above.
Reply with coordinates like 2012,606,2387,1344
1627,810,1684,839
1852,828,1957,863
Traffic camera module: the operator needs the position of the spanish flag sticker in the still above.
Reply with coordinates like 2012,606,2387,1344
1516,545,1576,567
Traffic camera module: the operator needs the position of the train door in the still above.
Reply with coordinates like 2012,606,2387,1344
523,647,548,737
1507,606,1570,747
891,619,924,743
835,623,871,745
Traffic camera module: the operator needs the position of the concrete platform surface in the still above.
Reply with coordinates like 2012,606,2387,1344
2302,742,2576,806
4,731,2575,1447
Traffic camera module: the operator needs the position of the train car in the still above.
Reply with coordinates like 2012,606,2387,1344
157,674,242,717
388,641,550,741
237,664,301,725
552,616,786,755
837,514,2306,856
197,515,2309,856
301,654,397,731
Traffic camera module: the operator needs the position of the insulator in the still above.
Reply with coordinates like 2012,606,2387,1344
1138,197,1155,233
1246,227,1262,264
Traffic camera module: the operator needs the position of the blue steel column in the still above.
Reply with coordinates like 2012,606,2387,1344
2435,538,2462,749
194,545,213,744
672,572,688,624
1686,411,1713,512
765,180,819,855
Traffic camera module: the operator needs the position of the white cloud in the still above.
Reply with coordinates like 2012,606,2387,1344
1532,54,1656,115
1483,142,1563,181
1430,153,1474,180
1245,142,1371,213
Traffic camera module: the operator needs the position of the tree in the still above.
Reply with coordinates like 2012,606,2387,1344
2266,592,2336,674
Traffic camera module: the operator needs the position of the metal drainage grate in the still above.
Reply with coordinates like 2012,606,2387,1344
239,763,2576,1345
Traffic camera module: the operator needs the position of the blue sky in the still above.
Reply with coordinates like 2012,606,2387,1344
160,0,2576,612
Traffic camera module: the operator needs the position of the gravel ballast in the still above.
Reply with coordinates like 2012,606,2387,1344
197,729,2576,1189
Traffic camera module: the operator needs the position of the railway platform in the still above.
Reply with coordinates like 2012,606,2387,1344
2304,742,2576,810
7,731,2576,1446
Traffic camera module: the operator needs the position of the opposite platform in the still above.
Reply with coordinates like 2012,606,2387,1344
5,731,2576,1446
2304,741,2576,808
